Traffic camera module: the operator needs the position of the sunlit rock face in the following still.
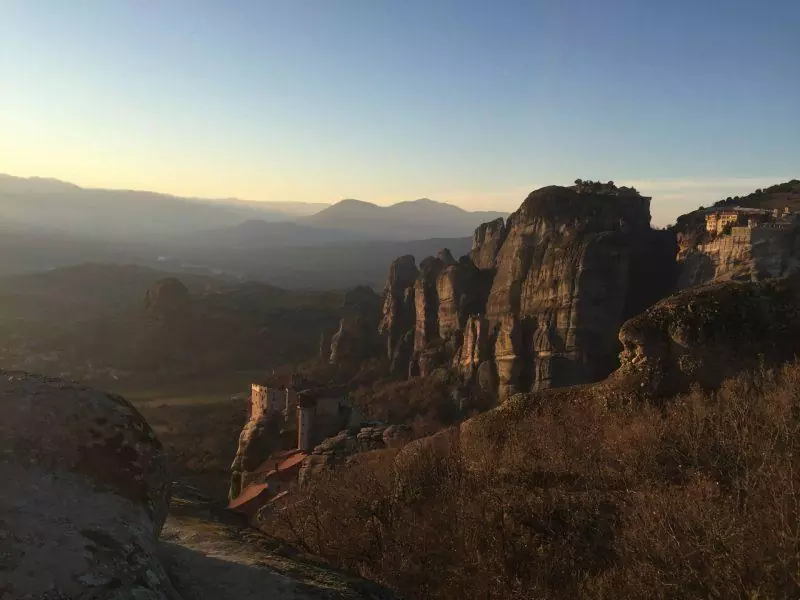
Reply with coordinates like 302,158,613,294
470,217,507,270
379,184,678,398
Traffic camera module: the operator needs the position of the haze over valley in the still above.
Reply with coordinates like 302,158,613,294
1,1,799,599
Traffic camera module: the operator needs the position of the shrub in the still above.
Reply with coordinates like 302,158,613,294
261,362,800,599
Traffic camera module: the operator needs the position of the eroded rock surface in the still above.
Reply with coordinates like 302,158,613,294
329,286,382,370
378,255,419,376
618,276,800,395
298,424,411,486
378,185,677,398
229,404,284,501
470,217,507,270
0,371,176,600
678,226,800,289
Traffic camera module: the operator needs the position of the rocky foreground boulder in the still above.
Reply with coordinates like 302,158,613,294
617,275,800,396
0,371,391,599
0,371,177,599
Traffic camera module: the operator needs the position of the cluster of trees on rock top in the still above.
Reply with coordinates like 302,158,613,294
573,178,640,195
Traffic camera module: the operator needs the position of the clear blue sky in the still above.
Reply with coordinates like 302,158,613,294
1,0,798,223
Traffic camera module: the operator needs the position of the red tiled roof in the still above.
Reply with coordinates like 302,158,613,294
227,483,269,511
261,452,309,482
254,448,304,475
277,451,308,472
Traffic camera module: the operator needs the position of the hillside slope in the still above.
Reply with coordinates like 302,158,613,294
0,268,343,383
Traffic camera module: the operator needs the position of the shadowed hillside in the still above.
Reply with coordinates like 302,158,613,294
0,266,344,383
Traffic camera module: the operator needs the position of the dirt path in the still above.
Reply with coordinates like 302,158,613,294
159,485,392,600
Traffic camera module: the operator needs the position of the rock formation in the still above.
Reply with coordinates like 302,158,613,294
378,184,677,398
617,275,800,396
229,403,286,500
0,370,177,599
329,286,382,369
470,217,507,269
144,277,191,315
378,255,419,376
678,225,800,288
671,180,800,288
298,423,412,486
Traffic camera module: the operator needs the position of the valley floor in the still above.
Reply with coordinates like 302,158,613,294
116,372,262,500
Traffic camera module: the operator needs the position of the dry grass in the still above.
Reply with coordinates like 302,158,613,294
261,361,800,599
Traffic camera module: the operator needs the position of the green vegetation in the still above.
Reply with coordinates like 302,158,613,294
573,179,639,195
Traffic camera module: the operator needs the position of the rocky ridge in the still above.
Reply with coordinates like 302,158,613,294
299,424,412,486
672,179,800,288
379,184,677,398
617,275,800,396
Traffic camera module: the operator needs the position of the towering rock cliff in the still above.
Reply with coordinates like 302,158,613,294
470,218,507,269
329,285,382,369
677,225,800,288
379,184,677,398
378,255,419,376
671,180,800,289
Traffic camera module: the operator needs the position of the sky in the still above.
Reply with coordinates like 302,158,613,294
1,0,798,225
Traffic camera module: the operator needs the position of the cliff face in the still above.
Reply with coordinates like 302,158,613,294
329,286,382,369
378,255,419,376
678,226,800,288
470,218,507,269
671,180,800,289
379,185,677,398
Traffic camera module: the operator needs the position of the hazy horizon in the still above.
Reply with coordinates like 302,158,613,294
4,170,796,227
2,1,798,224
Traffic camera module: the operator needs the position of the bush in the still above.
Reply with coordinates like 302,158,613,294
261,362,800,599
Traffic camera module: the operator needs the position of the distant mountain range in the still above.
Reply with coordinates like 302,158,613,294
0,174,325,240
0,174,507,242
299,198,506,240
0,174,498,288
